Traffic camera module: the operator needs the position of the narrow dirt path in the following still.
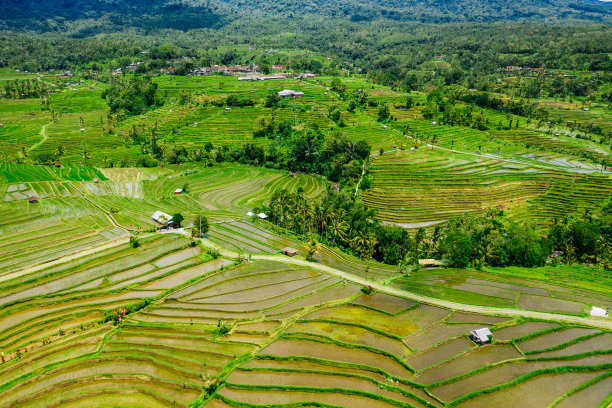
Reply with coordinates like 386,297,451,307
28,122,50,152
0,236,130,283
250,254,612,330
66,181,134,233
354,160,368,197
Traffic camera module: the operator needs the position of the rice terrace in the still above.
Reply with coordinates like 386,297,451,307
1,2,612,407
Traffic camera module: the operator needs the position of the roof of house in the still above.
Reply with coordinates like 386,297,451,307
257,213,268,219
174,188,183,194
418,259,445,267
278,89,305,97
282,247,298,254
152,211,173,224
470,328,492,343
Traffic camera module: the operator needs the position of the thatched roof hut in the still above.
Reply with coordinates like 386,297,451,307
282,247,298,257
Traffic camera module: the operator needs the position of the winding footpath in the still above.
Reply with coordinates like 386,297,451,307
66,181,134,233
251,254,612,330
28,122,50,152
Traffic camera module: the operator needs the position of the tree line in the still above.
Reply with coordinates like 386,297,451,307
264,188,612,271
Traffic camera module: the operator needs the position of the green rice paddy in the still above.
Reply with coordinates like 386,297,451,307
0,69,611,407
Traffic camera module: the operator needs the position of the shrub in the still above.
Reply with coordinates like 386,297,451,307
129,236,140,248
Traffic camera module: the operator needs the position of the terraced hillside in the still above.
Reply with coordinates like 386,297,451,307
362,148,612,228
0,218,609,408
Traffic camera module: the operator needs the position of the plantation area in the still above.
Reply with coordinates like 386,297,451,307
0,36,611,407
0,233,609,408
1,68,610,231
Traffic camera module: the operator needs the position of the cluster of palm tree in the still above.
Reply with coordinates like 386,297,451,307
2,79,49,99
266,187,379,260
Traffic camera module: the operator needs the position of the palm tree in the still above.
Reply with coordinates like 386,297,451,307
82,148,91,165
330,217,348,247
351,230,377,260
314,204,331,241
427,225,442,257
306,239,322,261
295,197,312,236
413,227,426,259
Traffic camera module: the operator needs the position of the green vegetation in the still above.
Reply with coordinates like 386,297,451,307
0,1,611,406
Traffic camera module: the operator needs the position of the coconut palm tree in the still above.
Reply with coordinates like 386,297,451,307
330,217,348,247
82,148,91,165
351,230,377,260
295,197,312,236
306,238,322,261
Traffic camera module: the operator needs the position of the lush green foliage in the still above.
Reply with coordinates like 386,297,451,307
102,76,162,116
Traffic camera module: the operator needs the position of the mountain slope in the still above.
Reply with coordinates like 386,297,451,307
0,0,610,35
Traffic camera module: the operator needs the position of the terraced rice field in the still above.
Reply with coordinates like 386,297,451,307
390,268,611,316
362,148,612,228
0,231,609,408
207,220,300,254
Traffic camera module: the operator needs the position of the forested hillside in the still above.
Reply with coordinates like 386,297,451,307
0,0,611,36
0,0,229,35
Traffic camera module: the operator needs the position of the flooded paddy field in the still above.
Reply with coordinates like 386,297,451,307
0,231,609,408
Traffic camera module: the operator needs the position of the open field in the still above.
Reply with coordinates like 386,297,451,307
389,266,612,316
0,67,611,407
2,68,611,232
0,220,608,408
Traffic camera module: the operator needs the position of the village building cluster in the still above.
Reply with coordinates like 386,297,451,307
496,66,577,78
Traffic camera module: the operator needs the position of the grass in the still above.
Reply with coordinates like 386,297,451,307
0,69,610,407
0,251,608,407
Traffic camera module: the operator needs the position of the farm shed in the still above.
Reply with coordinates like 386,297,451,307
278,89,305,98
174,188,183,195
247,211,254,217
152,211,173,225
54,162,61,168
418,259,445,268
257,213,268,219
282,247,298,257
470,328,492,344
28,196,39,204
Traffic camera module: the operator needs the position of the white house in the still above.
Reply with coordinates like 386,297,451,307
470,328,492,344
152,211,173,225
278,89,305,98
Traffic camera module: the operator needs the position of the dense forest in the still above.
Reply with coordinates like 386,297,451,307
1,0,611,36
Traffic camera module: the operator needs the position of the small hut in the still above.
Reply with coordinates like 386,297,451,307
257,213,268,219
470,328,492,344
418,259,445,268
28,196,39,204
174,188,183,195
54,162,61,168
282,247,298,257
92,178,100,183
